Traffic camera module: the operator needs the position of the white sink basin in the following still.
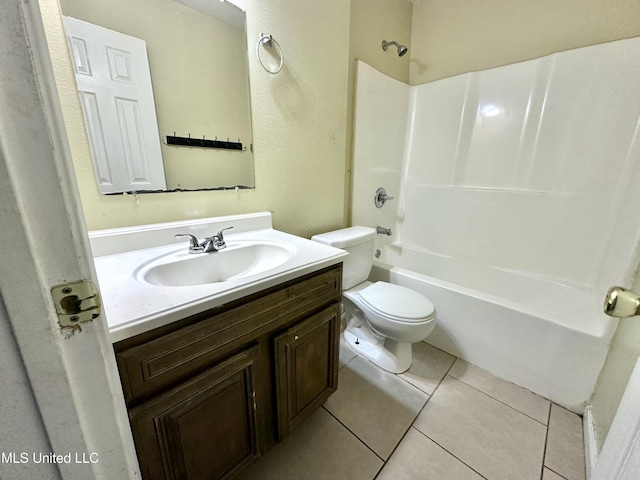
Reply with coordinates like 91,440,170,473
136,240,296,287
91,213,348,342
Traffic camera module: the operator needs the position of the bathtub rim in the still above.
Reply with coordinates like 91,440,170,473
373,251,618,340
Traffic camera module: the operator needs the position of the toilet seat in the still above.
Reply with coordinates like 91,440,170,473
357,281,435,323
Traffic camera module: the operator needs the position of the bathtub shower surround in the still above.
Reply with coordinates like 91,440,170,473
352,37,640,411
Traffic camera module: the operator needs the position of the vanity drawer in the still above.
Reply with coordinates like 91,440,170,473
115,264,341,406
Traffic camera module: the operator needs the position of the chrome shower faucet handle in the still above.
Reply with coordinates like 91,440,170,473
374,187,395,208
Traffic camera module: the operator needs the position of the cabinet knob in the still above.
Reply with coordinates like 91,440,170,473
294,335,299,341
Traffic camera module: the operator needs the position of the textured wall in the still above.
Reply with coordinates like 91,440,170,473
41,0,350,237
410,0,640,84
350,0,412,84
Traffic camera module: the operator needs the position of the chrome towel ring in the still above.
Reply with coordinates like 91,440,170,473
256,33,284,74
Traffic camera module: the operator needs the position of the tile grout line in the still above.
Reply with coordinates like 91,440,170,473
371,354,455,478
399,354,548,479
335,351,457,480
411,427,490,480
416,345,553,425
320,404,387,464
443,372,551,427
538,401,553,479
335,346,571,480
544,466,570,480
390,350,551,427
394,357,492,480
371,387,438,480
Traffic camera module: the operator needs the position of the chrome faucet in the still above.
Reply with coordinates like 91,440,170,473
175,226,234,253
209,226,233,251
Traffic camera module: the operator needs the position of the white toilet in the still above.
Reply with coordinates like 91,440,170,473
312,226,436,373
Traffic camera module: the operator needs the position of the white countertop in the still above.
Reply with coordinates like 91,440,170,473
90,213,346,342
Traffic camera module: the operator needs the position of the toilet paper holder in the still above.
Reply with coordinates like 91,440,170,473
604,286,640,317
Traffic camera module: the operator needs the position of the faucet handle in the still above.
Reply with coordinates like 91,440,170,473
215,226,234,241
175,233,202,251
374,187,394,208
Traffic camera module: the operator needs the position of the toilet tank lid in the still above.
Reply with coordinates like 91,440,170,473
311,226,375,248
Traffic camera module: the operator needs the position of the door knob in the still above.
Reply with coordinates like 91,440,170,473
604,286,640,317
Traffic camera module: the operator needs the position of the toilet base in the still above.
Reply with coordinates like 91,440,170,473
343,328,413,374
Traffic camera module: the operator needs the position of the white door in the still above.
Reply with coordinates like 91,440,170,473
63,16,166,194
1,2,139,478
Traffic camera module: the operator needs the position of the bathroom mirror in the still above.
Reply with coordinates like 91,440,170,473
60,0,254,193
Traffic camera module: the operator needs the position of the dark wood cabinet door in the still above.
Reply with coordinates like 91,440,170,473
129,345,262,480
274,304,340,439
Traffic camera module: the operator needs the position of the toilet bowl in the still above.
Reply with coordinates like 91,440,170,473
342,280,436,372
311,226,437,373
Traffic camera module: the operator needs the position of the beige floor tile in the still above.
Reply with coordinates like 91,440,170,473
377,427,484,480
545,404,586,480
324,356,428,460
398,341,455,394
543,467,567,480
449,358,551,424
237,408,382,480
413,375,546,480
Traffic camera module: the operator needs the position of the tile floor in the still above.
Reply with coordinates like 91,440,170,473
239,339,586,480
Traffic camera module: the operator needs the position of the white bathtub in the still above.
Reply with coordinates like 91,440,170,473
371,243,619,412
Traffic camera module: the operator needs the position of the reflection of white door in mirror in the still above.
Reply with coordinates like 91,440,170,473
63,16,166,194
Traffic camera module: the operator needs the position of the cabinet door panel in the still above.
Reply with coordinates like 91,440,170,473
115,265,342,406
130,345,261,480
274,304,340,439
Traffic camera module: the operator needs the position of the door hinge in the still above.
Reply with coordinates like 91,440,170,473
51,280,102,327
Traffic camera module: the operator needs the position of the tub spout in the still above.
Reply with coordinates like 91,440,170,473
376,226,392,236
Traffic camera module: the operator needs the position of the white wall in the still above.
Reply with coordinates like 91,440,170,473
40,0,351,237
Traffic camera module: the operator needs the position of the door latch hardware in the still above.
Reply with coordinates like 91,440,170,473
51,280,101,327
604,286,640,318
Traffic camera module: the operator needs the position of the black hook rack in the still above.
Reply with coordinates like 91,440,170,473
164,133,243,150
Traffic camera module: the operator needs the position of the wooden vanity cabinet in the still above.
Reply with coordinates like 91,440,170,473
274,307,340,440
114,264,342,480
128,346,261,480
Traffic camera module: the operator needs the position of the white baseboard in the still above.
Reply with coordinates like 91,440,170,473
583,404,599,479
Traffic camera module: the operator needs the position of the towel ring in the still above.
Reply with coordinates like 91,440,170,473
256,33,284,74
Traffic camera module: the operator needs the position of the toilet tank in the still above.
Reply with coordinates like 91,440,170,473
311,226,376,289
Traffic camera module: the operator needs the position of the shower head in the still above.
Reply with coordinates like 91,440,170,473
382,40,408,57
